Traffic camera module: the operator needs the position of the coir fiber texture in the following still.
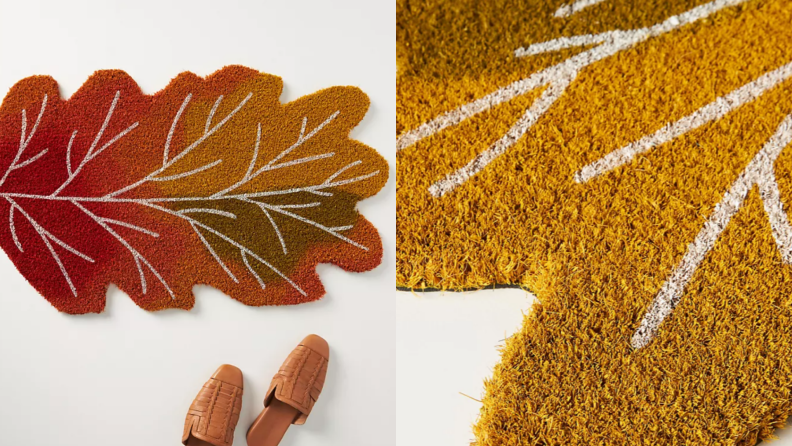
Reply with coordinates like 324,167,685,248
398,0,792,444
0,66,387,313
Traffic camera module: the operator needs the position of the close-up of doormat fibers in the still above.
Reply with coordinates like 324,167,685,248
0,66,387,314
398,0,792,444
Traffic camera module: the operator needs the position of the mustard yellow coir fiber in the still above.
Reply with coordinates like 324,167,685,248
398,0,792,444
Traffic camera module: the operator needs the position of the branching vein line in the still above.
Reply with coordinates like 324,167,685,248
140,201,305,295
277,202,321,209
102,218,160,238
164,94,192,166
554,0,607,18
151,159,222,182
256,202,287,254
8,206,22,252
212,111,340,198
88,91,121,157
326,160,361,183
165,93,252,168
575,61,792,183
107,92,251,199
630,114,792,349
15,149,48,170
191,222,238,283
266,112,339,169
66,131,78,176
242,252,266,290
254,200,367,251
265,153,335,172
244,123,262,181
178,208,237,219
5,196,94,296
88,122,139,162
71,200,172,297
205,96,224,135
0,95,48,188
22,95,47,152
52,91,139,196
396,0,749,196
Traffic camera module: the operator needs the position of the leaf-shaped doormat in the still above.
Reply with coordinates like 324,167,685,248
398,0,792,444
0,66,387,314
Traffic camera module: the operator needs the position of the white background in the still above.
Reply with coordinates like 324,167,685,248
396,289,532,446
0,1,395,445
397,288,792,446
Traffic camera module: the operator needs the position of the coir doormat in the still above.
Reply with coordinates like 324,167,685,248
398,0,792,444
0,66,387,314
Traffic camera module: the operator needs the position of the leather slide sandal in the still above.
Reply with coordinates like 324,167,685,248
183,364,244,446
247,334,330,446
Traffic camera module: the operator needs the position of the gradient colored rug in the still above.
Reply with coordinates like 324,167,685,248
398,0,792,444
0,66,387,314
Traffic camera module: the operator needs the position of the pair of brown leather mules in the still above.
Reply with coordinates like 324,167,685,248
182,335,329,446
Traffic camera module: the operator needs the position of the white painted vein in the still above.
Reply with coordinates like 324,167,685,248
554,0,607,18
576,61,792,183
191,222,239,284
428,76,574,196
213,111,341,198
72,200,172,297
396,0,747,196
631,114,792,349
0,95,47,188
242,251,266,290
5,196,94,297
52,91,139,197
8,205,22,252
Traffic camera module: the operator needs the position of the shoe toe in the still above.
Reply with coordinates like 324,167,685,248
211,364,244,388
300,334,329,360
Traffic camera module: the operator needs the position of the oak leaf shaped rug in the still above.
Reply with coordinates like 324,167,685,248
398,0,792,444
0,66,387,314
